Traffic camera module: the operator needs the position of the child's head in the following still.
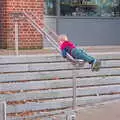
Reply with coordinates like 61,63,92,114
58,34,68,44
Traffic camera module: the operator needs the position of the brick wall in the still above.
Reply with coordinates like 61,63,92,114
1,0,44,49
0,1,6,48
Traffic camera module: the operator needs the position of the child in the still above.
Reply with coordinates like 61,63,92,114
58,34,101,71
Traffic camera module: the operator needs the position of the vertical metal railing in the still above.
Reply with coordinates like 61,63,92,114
72,65,77,110
11,12,23,56
14,20,19,56
11,13,19,55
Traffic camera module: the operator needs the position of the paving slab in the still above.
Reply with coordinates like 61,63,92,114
76,99,120,120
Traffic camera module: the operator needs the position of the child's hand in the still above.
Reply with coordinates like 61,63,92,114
72,62,77,65
72,61,77,65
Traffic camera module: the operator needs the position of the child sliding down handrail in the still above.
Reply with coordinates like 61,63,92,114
23,10,85,65
23,11,101,72
20,11,101,115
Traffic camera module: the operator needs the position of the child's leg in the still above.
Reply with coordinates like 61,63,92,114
71,48,95,63
71,48,101,71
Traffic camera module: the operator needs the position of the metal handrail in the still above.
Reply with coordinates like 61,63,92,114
23,11,60,52
28,12,58,41
23,10,84,63
13,11,85,114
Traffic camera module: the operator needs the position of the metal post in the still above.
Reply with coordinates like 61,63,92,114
11,12,24,55
66,65,77,120
15,20,19,56
72,61,85,110
56,0,60,34
67,62,85,120
72,64,77,110
0,101,6,120
66,64,78,120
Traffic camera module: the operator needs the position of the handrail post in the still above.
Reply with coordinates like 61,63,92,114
11,12,24,56
72,60,85,110
11,13,20,55
15,19,19,56
66,62,85,120
72,65,77,110
66,64,78,120
72,62,82,109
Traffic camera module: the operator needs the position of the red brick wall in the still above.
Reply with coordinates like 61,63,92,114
0,0,7,48
1,0,44,49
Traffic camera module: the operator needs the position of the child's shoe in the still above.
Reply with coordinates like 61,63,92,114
91,59,101,71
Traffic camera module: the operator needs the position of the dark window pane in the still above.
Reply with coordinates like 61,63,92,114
44,0,57,16
60,0,72,16
44,0,120,17
60,0,120,17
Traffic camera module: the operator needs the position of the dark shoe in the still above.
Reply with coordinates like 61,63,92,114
91,59,101,72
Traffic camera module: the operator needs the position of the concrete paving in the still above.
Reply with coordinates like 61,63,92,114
76,99,120,120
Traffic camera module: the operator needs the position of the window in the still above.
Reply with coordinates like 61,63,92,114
60,0,120,17
44,0,120,17
44,0,57,16
60,0,100,16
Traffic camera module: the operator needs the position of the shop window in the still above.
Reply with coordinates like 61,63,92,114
60,0,120,17
44,0,57,16
44,0,120,17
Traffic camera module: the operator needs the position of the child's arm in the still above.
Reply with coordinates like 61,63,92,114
61,49,67,58
61,49,77,63
61,49,85,66
67,54,85,67
66,53,77,63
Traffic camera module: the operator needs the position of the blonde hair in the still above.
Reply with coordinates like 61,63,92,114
58,34,68,43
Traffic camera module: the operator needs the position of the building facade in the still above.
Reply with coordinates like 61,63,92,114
44,0,120,46
0,0,44,49
0,0,120,49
